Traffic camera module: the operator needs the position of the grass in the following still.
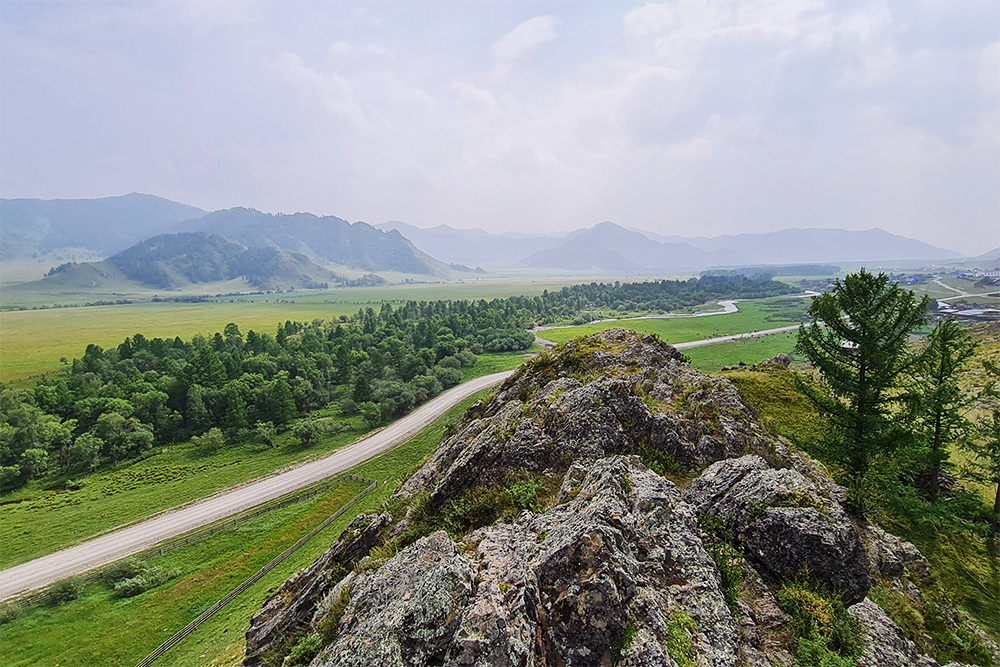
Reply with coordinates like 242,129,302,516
538,298,809,347
0,355,527,568
0,390,489,667
0,276,612,383
684,331,799,373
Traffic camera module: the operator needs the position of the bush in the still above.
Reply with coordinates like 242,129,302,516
100,557,147,585
665,610,697,667
285,632,323,667
47,577,85,605
113,566,181,598
0,601,23,626
776,581,863,665
0,465,22,493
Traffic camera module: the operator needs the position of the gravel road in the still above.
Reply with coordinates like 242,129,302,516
0,370,514,601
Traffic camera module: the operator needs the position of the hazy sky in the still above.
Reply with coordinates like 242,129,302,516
1,1,997,254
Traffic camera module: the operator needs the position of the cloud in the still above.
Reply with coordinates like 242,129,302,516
329,41,353,55
366,43,395,58
490,15,558,81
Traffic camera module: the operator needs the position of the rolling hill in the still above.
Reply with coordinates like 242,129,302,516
375,221,565,267
181,208,443,275
0,194,206,260
12,232,338,292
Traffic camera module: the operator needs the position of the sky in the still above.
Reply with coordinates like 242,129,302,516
1,1,997,255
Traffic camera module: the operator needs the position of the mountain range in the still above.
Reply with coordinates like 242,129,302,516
0,194,972,287
378,220,961,271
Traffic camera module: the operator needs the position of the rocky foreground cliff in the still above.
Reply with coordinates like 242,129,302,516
241,330,999,667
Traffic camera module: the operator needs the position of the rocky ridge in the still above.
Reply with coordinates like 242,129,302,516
242,330,996,667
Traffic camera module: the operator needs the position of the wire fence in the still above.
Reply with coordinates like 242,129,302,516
134,479,377,667
5,473,376,610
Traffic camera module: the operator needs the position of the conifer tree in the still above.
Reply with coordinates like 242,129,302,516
902,319,977,502
962,361,1000,537
795,269,928,482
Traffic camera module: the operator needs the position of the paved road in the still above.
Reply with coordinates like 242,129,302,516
0,370,514,601
672,324,803,349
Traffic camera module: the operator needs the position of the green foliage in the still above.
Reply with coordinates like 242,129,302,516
316,588,352,644
795,269,929,481
665,610,698,667
0,601,23,626
901,319,978,502
284,632,323,667
697,513,746,609
191,427,226,453
776,581,864,666
962,360,1000,533
610,619,638,665
636,443,682,477
47,577,85,605
112,566,182,598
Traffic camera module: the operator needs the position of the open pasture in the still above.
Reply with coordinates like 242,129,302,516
539,298,810,346
684,331,799,373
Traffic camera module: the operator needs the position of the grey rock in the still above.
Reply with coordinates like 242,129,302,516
849,598,939,667
683,456,871,604
314,456,739,667
243,513,391,667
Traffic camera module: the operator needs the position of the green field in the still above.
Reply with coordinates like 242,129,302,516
0,391,487,667
538,298,810,346
0,276,621,383
684,332,799,373
0,354,525,568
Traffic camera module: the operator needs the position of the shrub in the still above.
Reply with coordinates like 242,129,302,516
0,601,23,625
316,588,351,643
285,632,323,667
113,566,181,598
47,577,85,605
776,581,863,665
100,557,147,585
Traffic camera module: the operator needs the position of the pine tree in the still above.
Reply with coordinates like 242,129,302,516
267,372,298,426
902,319,977,502
795,269,928,482
962,361,1000,537
185,384,212,433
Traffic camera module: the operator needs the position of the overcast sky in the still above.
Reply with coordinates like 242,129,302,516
1,1,997,254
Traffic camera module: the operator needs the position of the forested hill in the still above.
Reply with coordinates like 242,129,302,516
179,208,443,275
0,194,206,260
23,233,340,292
107,232,334,289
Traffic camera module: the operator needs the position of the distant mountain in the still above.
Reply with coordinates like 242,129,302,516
15,232,337,292
518,222,748,272
0,194,206,260
183,208,441,275
966,246,1000,263
629,227,960,265
375,221,565,268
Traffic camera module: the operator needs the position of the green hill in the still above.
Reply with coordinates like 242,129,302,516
180,208,444,275
15,233,339,292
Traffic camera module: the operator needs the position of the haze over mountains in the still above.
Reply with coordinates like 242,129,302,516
0,194,973,291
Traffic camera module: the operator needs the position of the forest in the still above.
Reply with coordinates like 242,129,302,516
0,275,794,490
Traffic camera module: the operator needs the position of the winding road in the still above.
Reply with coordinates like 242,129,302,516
0,371,513,601
0,315,808,601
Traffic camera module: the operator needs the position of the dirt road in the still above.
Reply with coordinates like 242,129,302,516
0,370,514,601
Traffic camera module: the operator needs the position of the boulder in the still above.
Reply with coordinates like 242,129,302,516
683,456,871,604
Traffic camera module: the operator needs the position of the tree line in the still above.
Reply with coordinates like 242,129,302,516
0,275,793,491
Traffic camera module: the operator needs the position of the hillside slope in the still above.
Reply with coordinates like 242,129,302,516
0,194,206,260
243,331,997,667
11,232,336,292
182,208,444,275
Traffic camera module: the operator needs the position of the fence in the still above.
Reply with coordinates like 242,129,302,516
5,473,376,610
134,478,377,667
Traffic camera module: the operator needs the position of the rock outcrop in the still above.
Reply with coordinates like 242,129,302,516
242,330,983,667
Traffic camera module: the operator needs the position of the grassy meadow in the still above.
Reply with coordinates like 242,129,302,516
538,297,810,346
683,331,799,373
0,392,487,667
